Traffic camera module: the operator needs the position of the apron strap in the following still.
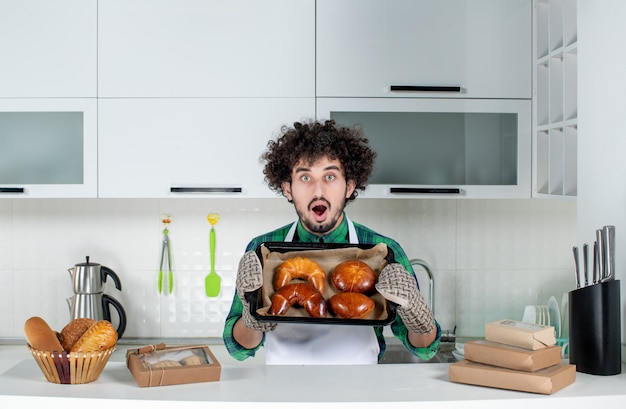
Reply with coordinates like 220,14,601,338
284,217,358,244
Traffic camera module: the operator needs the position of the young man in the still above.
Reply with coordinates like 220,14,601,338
223,120,440,364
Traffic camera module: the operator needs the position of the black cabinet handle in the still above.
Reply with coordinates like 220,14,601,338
0,187,25,193
170,187,243,193
390,85,462,92
390,187,461,194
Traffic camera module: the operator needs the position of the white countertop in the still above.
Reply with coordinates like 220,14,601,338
1,342,626,409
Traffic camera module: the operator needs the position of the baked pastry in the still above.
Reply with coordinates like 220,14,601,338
151,359,182,368
181,355,205,366
329,292,375,319
331,260,376,293
24,316,64,352
274,256,326,293
59,318,96,352
269,282,327,318
70,320,118,353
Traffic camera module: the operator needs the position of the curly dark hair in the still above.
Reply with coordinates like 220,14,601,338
262,119,376,201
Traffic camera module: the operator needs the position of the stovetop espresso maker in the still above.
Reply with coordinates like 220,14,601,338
67,256,127,338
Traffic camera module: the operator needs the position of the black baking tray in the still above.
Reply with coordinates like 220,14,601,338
246,241,397,326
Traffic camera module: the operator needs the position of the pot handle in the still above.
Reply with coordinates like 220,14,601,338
101,266,122,291
102,294,127,339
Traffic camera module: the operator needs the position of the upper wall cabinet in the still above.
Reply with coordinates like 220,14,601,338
316,0,531,99
0,0,97,97
98,98,315,198
0,98,98,198
98,0,315,98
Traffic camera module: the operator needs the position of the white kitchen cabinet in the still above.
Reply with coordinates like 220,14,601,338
98,0,314,98
98,98,315,198
318,98,531,199
316,0,531,99
0,99,98,198
0,0,97,97
533,0,577,198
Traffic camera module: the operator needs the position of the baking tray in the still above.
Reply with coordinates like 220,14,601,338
246,242,397,326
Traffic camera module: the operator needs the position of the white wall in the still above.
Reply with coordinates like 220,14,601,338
0,197,575,340
577,1,626,348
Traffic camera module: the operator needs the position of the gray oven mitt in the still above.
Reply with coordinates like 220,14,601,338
236,251,276,332
375,263,435,334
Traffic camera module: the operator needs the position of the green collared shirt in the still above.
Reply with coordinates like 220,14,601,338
222,214,441,362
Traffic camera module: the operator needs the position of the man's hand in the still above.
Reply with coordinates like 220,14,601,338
375,263,435,334
236,251,276,332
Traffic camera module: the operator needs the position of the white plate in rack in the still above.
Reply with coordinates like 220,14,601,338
548,296,561,338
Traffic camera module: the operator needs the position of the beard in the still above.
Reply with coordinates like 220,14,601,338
295,196,348,235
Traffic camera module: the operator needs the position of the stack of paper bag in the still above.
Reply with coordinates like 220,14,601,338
449,320,575,395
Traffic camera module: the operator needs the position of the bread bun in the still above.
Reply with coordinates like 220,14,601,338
329,292,375,319
331,260,376,293
274,256,326,293
24,316,64,352
70,320,118,353
60,318,96,352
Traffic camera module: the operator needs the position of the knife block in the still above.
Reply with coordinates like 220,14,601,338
568,279,621,375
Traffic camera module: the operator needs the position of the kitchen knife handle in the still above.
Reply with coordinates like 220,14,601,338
170,187,243,193
572,246,581,288
0,187,24,193
390,85,462,92
602,225,615,281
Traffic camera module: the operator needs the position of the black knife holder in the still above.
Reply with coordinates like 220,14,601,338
568,279,621,375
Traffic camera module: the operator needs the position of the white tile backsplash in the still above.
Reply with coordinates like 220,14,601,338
0,197,576,339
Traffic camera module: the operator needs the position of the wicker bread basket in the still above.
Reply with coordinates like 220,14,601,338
27,345,115,384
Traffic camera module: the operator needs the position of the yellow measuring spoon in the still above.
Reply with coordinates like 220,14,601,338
205,213,221,297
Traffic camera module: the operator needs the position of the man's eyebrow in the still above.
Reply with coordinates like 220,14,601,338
293,165,342,173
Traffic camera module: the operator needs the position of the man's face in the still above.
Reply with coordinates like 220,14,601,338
281,156,356,236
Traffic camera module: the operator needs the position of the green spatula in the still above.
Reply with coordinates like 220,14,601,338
205,213,221,297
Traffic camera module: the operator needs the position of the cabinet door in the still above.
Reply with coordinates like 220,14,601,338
0,0,97,97
317,0,531,99
318,98,531,199
98,0,315,98
98,98,315,198
0,99,98,198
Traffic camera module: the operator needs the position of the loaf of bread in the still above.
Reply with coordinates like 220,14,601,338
24,316,64,352
59,318,96,352
331,260,376,293
70,320,118,353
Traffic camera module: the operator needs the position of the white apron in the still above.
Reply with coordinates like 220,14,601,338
264,217,380,365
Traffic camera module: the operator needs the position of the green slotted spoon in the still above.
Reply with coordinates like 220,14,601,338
205,213,221,297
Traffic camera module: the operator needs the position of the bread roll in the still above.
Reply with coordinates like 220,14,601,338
329,292,375,319
70,320,118,353
331,260,376,293
59,318,96,352
24,316,64,352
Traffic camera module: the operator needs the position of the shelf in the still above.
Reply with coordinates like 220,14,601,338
533,0,577,199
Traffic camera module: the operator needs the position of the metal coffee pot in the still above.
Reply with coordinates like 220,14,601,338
67,256,127,338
